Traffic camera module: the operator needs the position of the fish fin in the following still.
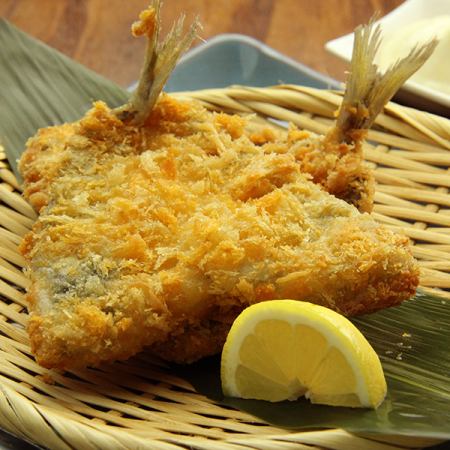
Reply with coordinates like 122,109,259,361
333,18,438,143
114,1,200,125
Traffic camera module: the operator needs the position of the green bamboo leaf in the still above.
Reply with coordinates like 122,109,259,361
0,19,128,179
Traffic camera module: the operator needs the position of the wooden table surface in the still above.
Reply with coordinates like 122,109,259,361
1,0,404,88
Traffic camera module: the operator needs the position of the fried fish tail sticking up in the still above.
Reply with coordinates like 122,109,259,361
113,0,200,125
294,21,438,212
20,10,425,369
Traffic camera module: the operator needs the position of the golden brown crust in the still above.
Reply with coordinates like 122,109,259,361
289,127,375,213
20,96,418,368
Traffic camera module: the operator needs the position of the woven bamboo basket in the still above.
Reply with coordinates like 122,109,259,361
0,85,449,450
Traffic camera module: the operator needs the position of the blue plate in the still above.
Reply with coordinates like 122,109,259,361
137,34,342,92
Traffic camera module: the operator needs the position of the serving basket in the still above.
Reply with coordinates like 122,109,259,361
0,85,449,450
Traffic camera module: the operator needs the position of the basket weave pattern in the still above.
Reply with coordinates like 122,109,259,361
0,85,448,449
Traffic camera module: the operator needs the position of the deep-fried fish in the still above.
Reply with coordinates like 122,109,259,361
19,3,435,369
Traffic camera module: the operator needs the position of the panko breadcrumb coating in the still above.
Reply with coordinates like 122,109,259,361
20,96,418,368
19,3,435,369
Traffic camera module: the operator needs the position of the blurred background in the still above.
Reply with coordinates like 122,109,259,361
0,0,403,87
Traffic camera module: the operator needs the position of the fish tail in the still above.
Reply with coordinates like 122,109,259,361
331,18,438,143
318,19,436,212
114,1,201,125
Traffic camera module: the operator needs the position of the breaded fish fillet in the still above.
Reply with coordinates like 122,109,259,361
19,4,434,369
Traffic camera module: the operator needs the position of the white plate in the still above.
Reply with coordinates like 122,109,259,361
325,0,450,116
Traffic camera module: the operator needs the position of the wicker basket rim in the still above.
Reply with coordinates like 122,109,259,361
0,85,448,450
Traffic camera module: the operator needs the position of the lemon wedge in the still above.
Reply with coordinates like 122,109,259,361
221,300,386,408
